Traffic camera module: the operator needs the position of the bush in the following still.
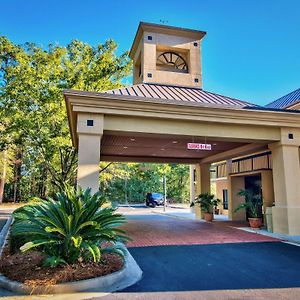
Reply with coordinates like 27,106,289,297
190,193,220,213
11,186,128,265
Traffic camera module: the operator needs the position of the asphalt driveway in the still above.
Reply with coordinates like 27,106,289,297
124,242,300,292
118,207,300,293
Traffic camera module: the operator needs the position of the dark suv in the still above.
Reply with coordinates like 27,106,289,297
145,192,164,207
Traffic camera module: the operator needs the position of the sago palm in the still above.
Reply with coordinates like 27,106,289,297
11,186,128,265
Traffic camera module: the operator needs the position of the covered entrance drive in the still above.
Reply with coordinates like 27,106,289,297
65,87,300,235
65,22,300,235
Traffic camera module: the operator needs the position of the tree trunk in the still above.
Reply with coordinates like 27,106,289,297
0,151,7,204
13,150,23,203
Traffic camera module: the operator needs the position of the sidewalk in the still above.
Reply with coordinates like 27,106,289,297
237,227,300,245
153,206,300,245
153,206,228,221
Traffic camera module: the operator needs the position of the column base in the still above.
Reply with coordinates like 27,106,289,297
194,205,203,220
272,206,300,235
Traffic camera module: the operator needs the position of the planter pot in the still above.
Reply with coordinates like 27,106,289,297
204,212,213,222
248,217,262,229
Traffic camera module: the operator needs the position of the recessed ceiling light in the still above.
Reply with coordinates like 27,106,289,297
123,146,128,149
118,153,123,155
213,143,217,146
172,141,178,144
160,148,165,151
130,138,136,141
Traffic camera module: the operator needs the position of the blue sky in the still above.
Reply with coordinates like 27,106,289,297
1,0,299,105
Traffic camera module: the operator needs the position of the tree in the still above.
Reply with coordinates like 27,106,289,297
0,37,132,201
99,162,190,204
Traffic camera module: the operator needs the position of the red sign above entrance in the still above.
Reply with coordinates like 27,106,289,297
187,143,212,150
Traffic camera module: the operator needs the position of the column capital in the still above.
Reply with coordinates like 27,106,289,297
269,127,300,150
77,113,104,135
268,140,300,150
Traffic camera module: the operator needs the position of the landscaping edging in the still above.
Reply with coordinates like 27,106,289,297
0,217,12,257
0,220,142,294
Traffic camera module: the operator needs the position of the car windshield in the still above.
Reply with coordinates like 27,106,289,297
152,193,163,198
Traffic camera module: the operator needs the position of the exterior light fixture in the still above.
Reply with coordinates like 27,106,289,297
172,141,178,144
87,120,94,126
123,146,128,149
130,138,136,141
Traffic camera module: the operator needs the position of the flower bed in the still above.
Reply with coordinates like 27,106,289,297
0,247,123,288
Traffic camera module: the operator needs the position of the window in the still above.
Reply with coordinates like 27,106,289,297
147,35,153,41
223,189,228,210
157,51,188,72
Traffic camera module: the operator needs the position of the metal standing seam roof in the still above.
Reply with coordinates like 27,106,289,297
265,88,300,109
104,83,256,108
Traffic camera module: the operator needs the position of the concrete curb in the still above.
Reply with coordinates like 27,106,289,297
0,217,12,257
236,226,300,245
0,234,142,295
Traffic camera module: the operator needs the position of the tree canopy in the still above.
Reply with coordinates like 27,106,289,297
0,36,190,204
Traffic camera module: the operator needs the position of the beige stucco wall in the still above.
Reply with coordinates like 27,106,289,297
194,163,211,219
215,178,228,215
269,130,300,235
77,113,103,194
133,30,202,87
229,176,245,221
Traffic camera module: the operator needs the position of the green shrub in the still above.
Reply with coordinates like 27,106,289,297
234,189,262,218
190,193,220,213
11,186,128,265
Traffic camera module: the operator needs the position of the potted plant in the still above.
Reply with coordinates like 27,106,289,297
234,189,263,228
191,193,220,222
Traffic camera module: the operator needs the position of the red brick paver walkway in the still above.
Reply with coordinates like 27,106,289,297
122,215,279,248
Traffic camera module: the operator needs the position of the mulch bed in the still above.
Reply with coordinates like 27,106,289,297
0,246,124,287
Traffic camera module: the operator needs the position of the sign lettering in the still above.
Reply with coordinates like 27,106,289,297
187,143,212,150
